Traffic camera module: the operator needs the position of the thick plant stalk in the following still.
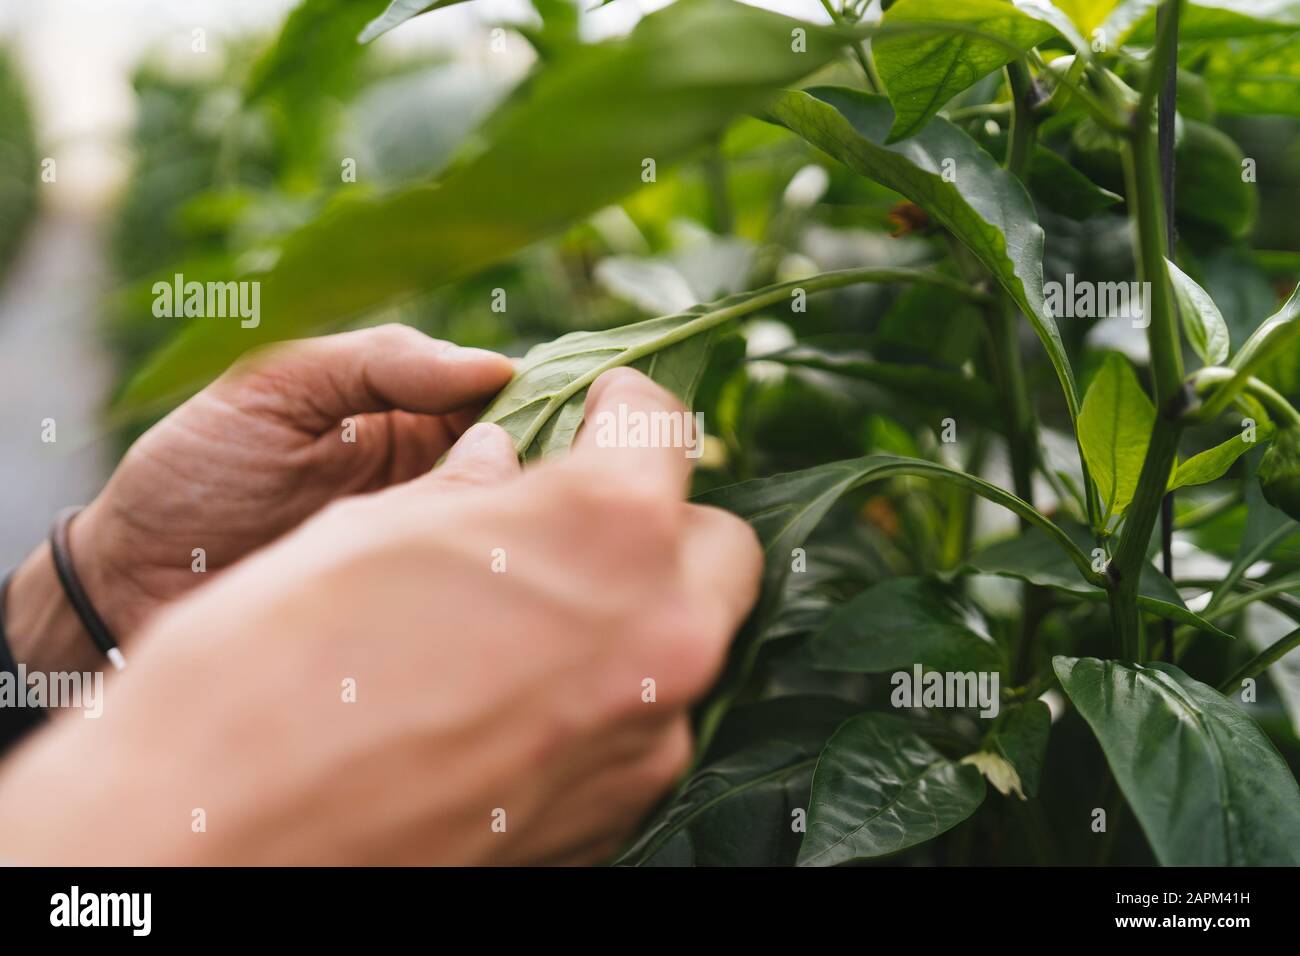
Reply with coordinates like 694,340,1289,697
1156,0,1180,661
1108,0,1187,661
1003,59,1045,680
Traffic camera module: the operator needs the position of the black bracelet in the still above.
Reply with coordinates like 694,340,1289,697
0,571,48,754
49,507,125,670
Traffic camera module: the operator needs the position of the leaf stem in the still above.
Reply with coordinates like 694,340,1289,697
1190,367,1300,429
1005,60,1037,178
1156,0,1180,663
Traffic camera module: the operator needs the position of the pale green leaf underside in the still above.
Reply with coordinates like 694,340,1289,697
358,0,468,44
1055,656,1300,865
1167,257,1230,366
480,267,983,459
481,311,720,460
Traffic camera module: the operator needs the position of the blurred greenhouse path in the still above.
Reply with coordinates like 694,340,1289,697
0,208,113,568
0,0,298,564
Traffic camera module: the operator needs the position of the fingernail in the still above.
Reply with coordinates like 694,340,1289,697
446,422,508,460
445,345,509,364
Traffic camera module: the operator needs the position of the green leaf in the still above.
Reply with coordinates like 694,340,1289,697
1078,352,1154,520
480,267,979,459
1026,144,1123,219
980,132,1122,219
1167,258,1230,366
965,523,1234,638
985,699,1050,798
1168,427,1272,492
700,695,859,763
1208,448,1299,610
116,0,848,412
482,312,717,461
1054,0,1124,34
767,87,1081,421
797,713,987,865
617,697,858,866
243,0,378,182
805,576,1003,674
1200,34,1300,117
1259,425,1300,522
1231,281,1300,383
1174,121,1258,239
358,0,470,44
696,455,1099,646
246,0,374,103
691,455,1102,750
1054,656,1300,865
519,0,583,60
873,0,1058,142
758,344,1005,430
1121,0,1300,44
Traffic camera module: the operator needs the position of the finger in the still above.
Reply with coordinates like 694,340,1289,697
568,367,696,499
676,504,765,685
418,422,520,492
219,325,514,431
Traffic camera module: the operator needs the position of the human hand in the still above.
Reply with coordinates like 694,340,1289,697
0,369,763,865
71,324,513,640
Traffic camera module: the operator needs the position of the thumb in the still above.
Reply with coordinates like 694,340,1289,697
420,422,521,492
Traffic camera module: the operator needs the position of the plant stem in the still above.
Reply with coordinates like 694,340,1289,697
1108,0,1187,661
984,292,1043,674
818,0,882,92
998,59,1040,510
1156,0,1180,662
946,102,1012,122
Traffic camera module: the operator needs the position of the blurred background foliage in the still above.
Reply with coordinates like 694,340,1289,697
2,0,1300,864
0,47,37,282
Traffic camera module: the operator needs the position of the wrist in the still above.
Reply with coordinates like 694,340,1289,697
5,504,136,674
5,541,106,675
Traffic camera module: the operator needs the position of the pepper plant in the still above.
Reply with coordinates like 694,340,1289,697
114,0,1300,865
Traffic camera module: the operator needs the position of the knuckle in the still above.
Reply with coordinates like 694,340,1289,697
641,723,693,792
370,322,426,348
571,481,678,544
637,599,729,702
698,504,763,567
